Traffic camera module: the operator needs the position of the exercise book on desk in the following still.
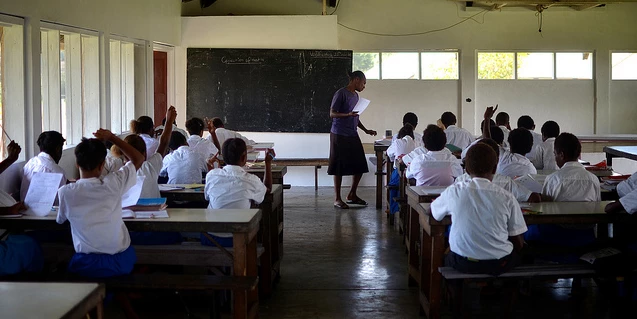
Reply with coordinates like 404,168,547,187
125,198,168,211
24,172,63,217
122,210,169,219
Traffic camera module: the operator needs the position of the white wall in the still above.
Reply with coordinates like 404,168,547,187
609,81,637,134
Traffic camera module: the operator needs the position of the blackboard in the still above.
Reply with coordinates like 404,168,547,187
186,48,353,133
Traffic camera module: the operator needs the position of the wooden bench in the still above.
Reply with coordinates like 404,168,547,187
439,264,596,280
274,158,328,190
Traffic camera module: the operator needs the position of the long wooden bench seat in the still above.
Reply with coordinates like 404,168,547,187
102,273,259,291
273,158,328,190
439,264,596,280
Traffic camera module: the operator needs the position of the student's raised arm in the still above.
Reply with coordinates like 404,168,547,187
205,117,222,151
157,106,177,157
94,129,145,170
0,141,21,175
482,104,498,139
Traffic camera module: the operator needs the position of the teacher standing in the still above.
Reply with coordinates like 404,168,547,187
328,71,377,209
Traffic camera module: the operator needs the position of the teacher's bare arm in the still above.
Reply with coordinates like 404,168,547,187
358,120,377,136
330,108,358,119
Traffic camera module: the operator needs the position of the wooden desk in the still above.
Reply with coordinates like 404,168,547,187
0,209,262,319
604,146,637,166
273,158,328,190
374,141,390,209
245,166,287,185
0,282,105,319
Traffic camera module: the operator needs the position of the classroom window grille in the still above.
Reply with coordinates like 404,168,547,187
611,52,637,80
0,18,25,159
110,39,136,133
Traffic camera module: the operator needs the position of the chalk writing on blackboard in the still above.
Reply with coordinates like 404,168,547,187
221,56,265,65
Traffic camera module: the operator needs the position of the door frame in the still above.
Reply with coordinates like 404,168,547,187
153,43,175,119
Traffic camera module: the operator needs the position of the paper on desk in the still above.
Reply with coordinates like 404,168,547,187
158,185,184,191
580,247,622,264
135,210,169,219
121,176,145,208
24,172,63,216
514,174,543,193
352,97,370,115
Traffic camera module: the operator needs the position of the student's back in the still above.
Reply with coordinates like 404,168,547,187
455,173,532,203
497,128,537,178
131,116,158,159
21,131,67,202
162,132,209,185
531,121,560,171
186,117,218,160
406,125,462,186
440,112,474,150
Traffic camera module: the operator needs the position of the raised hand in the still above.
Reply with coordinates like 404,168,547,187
93,129,115,141
166,106,177,124
484,104,498,120
6,141,21,161
366,129,377,136
265,149,276,163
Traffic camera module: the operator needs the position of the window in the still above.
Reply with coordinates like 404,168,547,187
0,19,25,158
556,53,593,79
381,52,419,79
612,52,637,80
110,39,136,133
478,52,515,80
421,52,458,80
353,52,379,79
517,52,553,79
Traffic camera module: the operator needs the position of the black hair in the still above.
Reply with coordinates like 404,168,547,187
480,119,496,133
465,143,498,176
347,70,366,81
168,131,188,151
37,131,65,154
554,133,581,161
517,115,535,130
440,112,457,127
161,118,177,126
541,121,560,139
402,112,418,128
130,116,154,135
490,126,504,145
212,117,224,128
477,138,501,157
75,138,107,172
185,118,206,136
508,128,534,155
495,112,510,126
423,124,447,151
222,138,247,166
397,123,415,140
124,134,147,156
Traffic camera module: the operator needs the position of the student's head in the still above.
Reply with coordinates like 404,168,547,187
489,126,504,145
37,131,66,163
130,116,155,135
554,132,581,168
75,138,107,173
123,134,147,158
541,121,560,141
517,115,535,131
402,112,418,129
347,70,366,92
212,117,224,128
477,138,501,157
480,119,496,133
168,131,188,151
508,128,533,155
397,123,415,140
185,117,206,136
495,112,510,126
222,138,248,166
423,124,447,152
440,112,457,128
465,143,498,179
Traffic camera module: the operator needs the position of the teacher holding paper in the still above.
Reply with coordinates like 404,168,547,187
328,70,377,209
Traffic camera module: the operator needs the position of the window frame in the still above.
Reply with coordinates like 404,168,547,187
352,49,461,81
610,51,637,81
477,50,594,80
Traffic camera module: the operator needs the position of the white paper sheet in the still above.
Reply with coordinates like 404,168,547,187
352,97,370,115
121,176,145,208
24,172,63,217
580,247,622,264
134,210,169,219
514,174,543,193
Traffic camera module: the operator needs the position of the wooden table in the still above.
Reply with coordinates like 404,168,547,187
270,159,328,190
374,141,390,209
604,146,637,166
245,165,287,186
0,282,105,319
0,209,262,319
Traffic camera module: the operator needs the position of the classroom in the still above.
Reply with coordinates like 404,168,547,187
1,0,637,318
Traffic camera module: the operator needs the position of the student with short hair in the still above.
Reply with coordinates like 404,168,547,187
56,129,145,278
21,131,67,203
155,117,188,139
160,131,210,184
440,111,474,150
496,112,511,147
606,172,637,214
202,138,275,247
496,128,537,178
517,115,543,159
387,123,417,215
130,115,158,160
531,120,560,170
185,117,218,161
392,112,424,148
432,143,527,275
205,117,255,151
406,124,462,186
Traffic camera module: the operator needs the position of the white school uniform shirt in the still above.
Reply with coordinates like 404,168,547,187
444,125,474,150
499,126,511,148
406,149,463,186
20,152,67,202
531,137,558,170
431,177,527,260
160,146,208,184
617,172,637,214
386,136,416,163
0,190,17,207
208,128,255,147
137,153,163,198
524,130,544,161
402,146,428,166
56,162,137,254
460,138,483,160
392,132,424,149
496,149,537,178
187,135,218,160
205,165,267,237
455,173,533,203
156,124,188,139
139,134,159,160
542,161,601,202
100,150,125,179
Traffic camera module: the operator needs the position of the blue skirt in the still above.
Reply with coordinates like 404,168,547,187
0,235,43,276
389,169,401,215
68,246,137,278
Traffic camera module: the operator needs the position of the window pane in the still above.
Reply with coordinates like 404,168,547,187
478,52,514,79
556,53,593,79
381,52,419,79
60,34,68,144
517,52,554,79
353,52,379,80
612,53,637,80
421,52,458,80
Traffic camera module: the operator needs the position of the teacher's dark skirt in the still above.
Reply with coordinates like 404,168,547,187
328,133,369,176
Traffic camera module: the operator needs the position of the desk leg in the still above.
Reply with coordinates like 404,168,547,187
407,207,420,287
315,166,319,191
385,158,393,212
260,202,273,298
375,149,384,209
606,153,614,167
426,226,446,319
233,233,259,319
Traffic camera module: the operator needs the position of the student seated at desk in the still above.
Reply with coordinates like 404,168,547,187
185,117,218,161
161,132,211,184
460,106,505,161
406,125,462,186
387,124,417,215
606,172,637,215
530,121,560,171
496,128,537,178
432,143,527,275
440,111,474,150
56,129,145,278
517,115,543,161
130,116,158,160
155,117,188,139
201,138,274,247
21,131,67,203
392,112,424,148
0,141,43,276
100,140,125,179
496,111,511,148
205,117,255,151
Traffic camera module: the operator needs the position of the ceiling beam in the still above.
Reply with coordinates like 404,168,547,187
452,0,637,4
576,3,603,9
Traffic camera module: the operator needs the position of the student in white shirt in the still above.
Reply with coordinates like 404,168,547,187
531,120,560,171
460,111,505,161
130,115,158,160
496,128,537,178
517,115,543,160
440,111,474,150
21,131,67,203
57,129,145,278
432,142,527,275
387,124,417,216
100,141,125,179
161,132,210,184
496,111,511,148
407,124,463,186
206,117,255,151
202,138,275,247
391,112,424,149
185,117,218,161
155,117,188,139
606,172,637,214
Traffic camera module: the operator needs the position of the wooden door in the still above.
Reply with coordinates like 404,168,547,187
153,51,168,126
